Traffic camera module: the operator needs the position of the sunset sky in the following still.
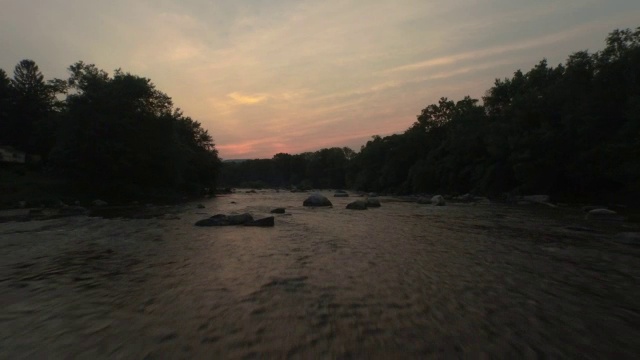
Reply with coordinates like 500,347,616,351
1,0,639,159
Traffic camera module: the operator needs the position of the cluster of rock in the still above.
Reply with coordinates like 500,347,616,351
194,213,274,227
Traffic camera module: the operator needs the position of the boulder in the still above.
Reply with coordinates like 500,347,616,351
197,204,206,209
585,208,624,221
365,198,381,208
431,195,446,206
417,197,431,204
368,193,378,197
245,216,275,227
270,208,286,214
303,194,332,207
346,200,368,210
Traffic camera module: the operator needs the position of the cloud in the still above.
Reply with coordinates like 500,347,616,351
228,92,268,105
385,20,613,74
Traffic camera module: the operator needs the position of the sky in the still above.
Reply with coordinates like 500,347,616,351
1,1,639,159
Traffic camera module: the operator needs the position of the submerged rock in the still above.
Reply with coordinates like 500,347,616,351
346,200,368,210
197,204,205,209
270,208,286,214
303,194,332,207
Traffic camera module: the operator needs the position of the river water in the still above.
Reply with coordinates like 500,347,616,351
1,190,639,358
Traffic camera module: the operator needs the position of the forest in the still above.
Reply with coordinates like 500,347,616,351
0,61,220,203
220,28,640,204
1,28,639,206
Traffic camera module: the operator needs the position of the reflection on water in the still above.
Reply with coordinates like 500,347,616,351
1,190,639,358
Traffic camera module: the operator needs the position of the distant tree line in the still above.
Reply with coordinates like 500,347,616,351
219,147,356,190
0,60,220,200
221,28,640,204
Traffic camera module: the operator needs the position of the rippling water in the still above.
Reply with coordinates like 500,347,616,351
1,190,639,358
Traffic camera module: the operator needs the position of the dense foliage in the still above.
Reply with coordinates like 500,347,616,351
0,61,220,199
221,28,640,204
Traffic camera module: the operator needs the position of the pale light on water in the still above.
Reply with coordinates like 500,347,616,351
1,190,639,358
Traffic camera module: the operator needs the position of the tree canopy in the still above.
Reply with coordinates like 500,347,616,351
0,60,220,200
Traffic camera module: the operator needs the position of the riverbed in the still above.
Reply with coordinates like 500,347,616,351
1,191,639,358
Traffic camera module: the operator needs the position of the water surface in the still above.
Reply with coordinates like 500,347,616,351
1,191,639,358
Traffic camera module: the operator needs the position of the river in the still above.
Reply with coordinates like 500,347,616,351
1,190,639,358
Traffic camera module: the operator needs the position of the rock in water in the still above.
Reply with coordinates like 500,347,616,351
346,200,368,210
194,213,254,226
245,216,275,227
227,213,254,225
365,198,381,207
270,208,286,214
197,204,205,209
303,194,332,207
431,195,446,206
195,214,228,226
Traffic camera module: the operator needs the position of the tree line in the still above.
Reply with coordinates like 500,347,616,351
0,60,220,200
221,28,640,204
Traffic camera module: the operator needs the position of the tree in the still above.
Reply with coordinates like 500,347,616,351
52,61,220,198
